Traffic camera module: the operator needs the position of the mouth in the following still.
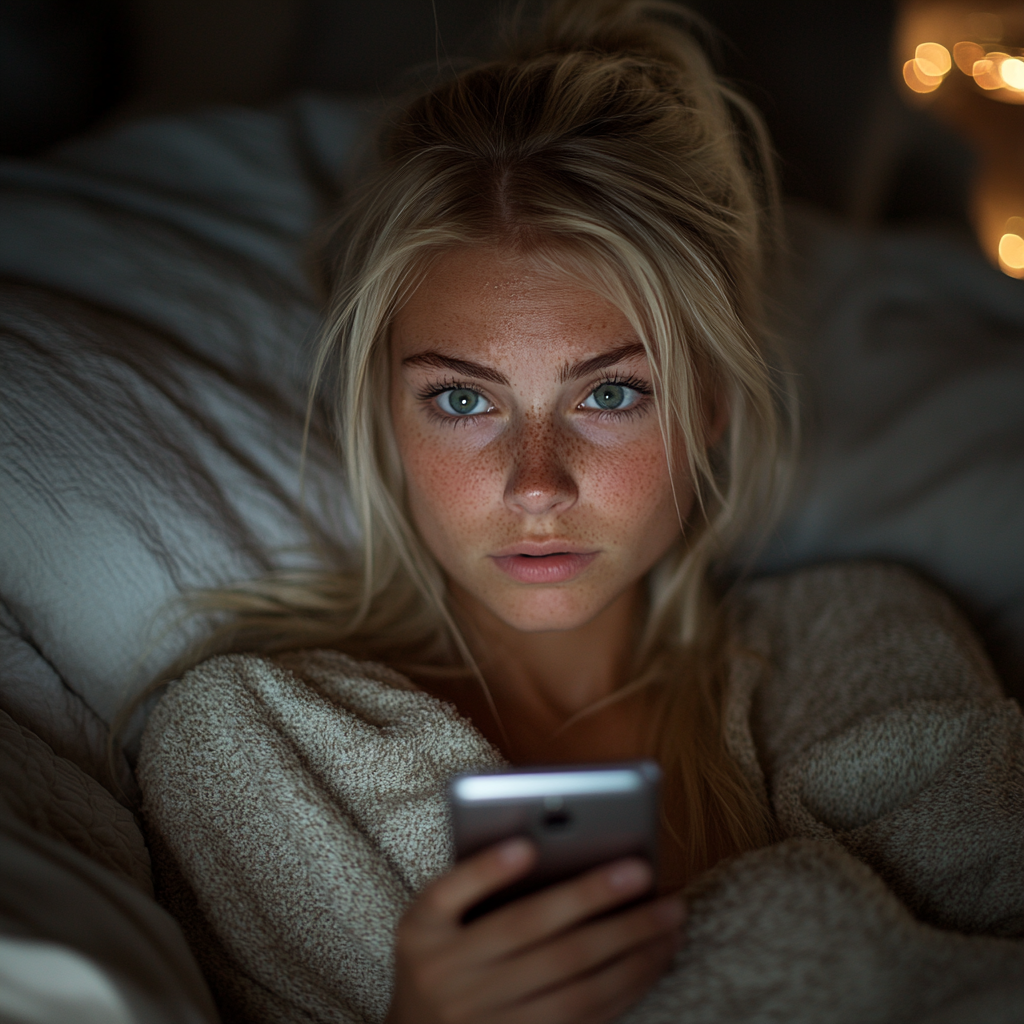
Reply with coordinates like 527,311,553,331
489,542,598,584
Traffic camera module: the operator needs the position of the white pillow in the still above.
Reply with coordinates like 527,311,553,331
0,98,361,776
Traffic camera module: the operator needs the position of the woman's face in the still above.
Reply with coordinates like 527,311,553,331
390,246,690,634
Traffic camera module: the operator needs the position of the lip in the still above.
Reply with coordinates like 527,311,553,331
489,541,598,584
491,539,595,558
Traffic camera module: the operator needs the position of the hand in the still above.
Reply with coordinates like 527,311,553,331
385,838,685,1024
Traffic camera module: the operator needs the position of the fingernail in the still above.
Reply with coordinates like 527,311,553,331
607,859,651,891
498,838,533,866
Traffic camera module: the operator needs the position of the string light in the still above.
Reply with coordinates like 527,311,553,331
974,52,1011,87
1001,56,1024,88
998,217,1024,278
916,41,953,75
904,42,951,93
903,13,1024,103
897,6,1023,280
953,39,986,72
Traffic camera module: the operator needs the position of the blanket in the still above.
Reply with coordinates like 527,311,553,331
0,709,219,1024
137,562,1024,1023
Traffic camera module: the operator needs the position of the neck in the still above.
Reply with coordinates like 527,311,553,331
450,583,643,729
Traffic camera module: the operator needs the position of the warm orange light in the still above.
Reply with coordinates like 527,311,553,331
998,217,1024,278
915,41,952,76
905,58,942,92
953,40,985,74
973,54,1008,88
1001,57,1024,90
998,233,1024,275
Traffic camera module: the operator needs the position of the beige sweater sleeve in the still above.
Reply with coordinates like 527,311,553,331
616,563,1024,1024
138,649,504,1024
735,561,1024,936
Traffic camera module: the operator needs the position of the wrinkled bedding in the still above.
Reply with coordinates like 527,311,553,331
0,708,218,1022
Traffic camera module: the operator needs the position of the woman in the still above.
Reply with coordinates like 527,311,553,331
137,2,1024,1023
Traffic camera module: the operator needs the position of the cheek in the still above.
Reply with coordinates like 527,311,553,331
393,413,503,552
579,433,687,544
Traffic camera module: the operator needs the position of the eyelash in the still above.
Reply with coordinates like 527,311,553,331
581,374,653,420
415,373,654,424
415,377,479,401
416,377,493,427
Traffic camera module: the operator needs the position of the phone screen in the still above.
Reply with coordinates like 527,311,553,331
448,761,660,921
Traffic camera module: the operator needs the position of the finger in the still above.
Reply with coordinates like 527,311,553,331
468,857,655,956
508,933,679,1024
474,894,685,1008
413,838,536,926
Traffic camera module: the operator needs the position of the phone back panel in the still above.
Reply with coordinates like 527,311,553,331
449,762,660,920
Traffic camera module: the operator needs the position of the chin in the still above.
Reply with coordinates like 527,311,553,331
481,589,610,634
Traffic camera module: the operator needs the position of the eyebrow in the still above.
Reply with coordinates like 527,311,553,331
402,342,647,387
401,352,510,386
559,343,647,383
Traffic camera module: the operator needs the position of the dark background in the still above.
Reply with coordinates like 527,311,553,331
0,0,973,227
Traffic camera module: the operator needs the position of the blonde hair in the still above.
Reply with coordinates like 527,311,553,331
155,0,795,880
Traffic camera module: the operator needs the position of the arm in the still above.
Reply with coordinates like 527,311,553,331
741,562,1024,935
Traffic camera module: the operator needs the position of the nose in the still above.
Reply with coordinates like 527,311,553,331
503,417,578,517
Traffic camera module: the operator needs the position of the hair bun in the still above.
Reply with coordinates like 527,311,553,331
526,0,714,70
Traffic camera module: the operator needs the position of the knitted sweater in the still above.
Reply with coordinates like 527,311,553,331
137,563,1024,1023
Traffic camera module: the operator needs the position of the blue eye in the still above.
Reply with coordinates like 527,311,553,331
437,388,487,416
582,382,641,411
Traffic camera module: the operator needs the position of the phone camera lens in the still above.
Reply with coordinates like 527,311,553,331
541,796,571,829
542,810,571,828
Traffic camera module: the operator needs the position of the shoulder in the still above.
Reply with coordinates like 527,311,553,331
137,647,502,880
146,648,418,722
137,648,495,785
727,561,1004,768
731,560,992,667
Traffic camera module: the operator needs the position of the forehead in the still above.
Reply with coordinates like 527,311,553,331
390,246,641,365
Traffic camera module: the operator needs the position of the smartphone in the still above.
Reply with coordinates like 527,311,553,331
448,761,661,922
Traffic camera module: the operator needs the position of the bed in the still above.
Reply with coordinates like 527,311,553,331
1,94,1022,1021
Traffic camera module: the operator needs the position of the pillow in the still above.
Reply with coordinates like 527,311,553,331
758,207,1024,701
0,97,361,781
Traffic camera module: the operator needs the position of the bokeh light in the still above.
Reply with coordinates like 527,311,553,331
998,216,1024,278
953,39,986,72
975,52,1013,88
1001,56,1024,88
998,232,1024,274
895,3,1024,278
905,58,943,91
916,41,953,75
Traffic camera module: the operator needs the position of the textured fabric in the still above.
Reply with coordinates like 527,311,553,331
0,98,364,778
0,813,219,1024
0,708,151,894
0,709,219,1024
138,562,1024,1024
